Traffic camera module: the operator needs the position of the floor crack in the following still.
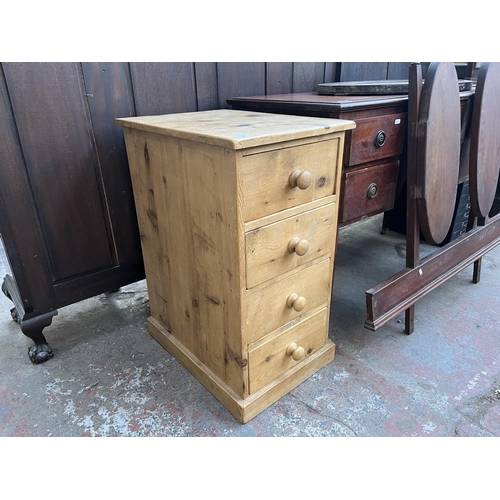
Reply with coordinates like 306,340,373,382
291,395,359,436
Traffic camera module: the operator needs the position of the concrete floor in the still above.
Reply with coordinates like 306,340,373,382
1,214,500,437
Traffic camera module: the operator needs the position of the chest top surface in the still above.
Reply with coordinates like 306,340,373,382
227,91,475,115
116,109,355,150
227,92,409,113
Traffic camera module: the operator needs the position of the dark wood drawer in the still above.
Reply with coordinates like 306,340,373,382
340,161,400,223
345,113,406,166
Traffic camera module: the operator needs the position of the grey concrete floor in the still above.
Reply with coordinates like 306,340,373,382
1,214,499,438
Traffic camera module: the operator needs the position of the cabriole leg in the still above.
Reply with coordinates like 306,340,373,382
2,275,57,363
20,311,58,364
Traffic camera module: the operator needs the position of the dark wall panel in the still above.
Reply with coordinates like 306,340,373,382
324,63,338,84
339,62,389,81
3,62,114,282
130,62,198,115
81,62,142,266
266,62,293,94
216,62,266,108
388,62,411,79
194,62,218,111
292,62,327,92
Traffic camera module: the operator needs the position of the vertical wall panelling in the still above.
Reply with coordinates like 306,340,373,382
339,62,389,82
194,62,218,111
292,62,327,92
81,62,143,266
266,62,294,94
129,62,198,116
324,63,338,84
387,62,412,79
216,62,266,108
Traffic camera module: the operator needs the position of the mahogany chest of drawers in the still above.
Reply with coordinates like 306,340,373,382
117,109,355,422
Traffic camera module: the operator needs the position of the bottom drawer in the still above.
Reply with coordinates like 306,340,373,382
340,161,399,223
248,308,328,394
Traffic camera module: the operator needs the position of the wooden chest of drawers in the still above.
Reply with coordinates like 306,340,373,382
117,110,355,422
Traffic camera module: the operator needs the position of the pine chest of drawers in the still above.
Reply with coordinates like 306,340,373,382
117,109,355,422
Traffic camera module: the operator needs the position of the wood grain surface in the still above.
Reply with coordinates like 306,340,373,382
416,62,461,245
468,62,500,218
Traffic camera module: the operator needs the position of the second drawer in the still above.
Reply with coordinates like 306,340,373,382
245,203,336,288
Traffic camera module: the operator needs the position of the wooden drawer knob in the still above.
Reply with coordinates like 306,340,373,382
288,236,309,256
286,293,307,312
289,170,312,190
286,342,305,361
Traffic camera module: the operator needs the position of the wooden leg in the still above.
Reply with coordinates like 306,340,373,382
472,259,482,284
404,63,422,335
471,216,486,284
3,275,57,364
405,307,415,335
381,212,389,234
20,311,58,364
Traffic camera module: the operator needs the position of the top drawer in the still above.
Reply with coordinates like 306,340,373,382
345,113,406,167
240,137,341,222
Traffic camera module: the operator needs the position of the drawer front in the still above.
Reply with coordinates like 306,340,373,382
245,203,336,289
340,161,399,223
245,258,331,344
248,308,328,394
346,113,406,166
241,137,340,222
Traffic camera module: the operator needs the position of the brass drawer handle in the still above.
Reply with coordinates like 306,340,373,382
287,236,309,256
286,293,307,312
289,169,312,190
366,183,378,199
286,342,305,361
374,130,386,147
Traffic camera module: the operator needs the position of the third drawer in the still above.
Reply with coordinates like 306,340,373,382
245,257,331,344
